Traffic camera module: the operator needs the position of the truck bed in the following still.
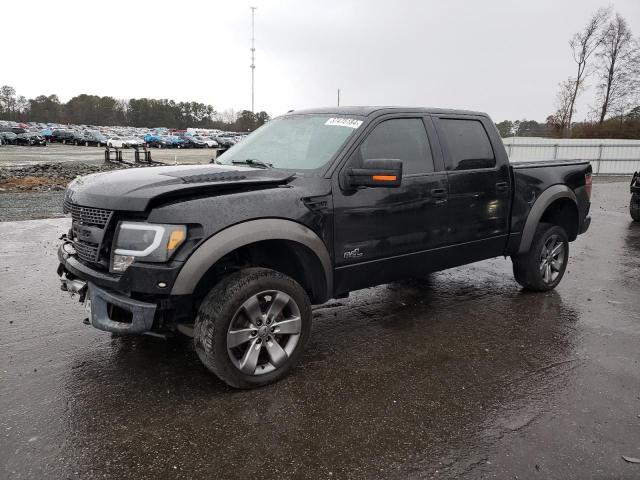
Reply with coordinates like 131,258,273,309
511,159,591,169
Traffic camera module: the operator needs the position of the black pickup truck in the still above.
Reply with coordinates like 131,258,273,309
57,107,592,388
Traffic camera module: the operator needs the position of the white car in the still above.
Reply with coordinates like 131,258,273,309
124,136,145,147
195,136,219,148
107,136,144,148
107,136,126,148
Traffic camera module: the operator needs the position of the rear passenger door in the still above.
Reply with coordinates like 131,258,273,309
433,115,511,258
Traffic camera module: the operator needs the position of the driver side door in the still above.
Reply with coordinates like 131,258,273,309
332,115,449,294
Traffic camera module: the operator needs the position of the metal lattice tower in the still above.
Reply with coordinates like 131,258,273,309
250,7,257,113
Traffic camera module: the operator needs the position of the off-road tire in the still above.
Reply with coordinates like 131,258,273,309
194,268,312,389
630,193,640,222
512,223,569,292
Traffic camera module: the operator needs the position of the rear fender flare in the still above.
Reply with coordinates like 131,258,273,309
171,219,333,298
518,185,577,254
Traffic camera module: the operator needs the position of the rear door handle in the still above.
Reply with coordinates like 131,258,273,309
496,182,509,193
431,188,447,198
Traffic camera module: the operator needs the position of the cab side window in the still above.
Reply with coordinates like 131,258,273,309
438,119,495,170
360,118,434,175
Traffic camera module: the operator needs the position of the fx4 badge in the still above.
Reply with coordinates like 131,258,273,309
343,247,364,260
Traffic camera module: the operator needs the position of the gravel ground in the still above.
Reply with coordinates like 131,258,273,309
0,191,66,222
0,143,221,221
0,163,127,221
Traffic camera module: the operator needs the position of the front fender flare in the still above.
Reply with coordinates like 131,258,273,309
171,219,333,297
518,185,577,254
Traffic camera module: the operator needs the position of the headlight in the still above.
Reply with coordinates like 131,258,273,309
111,222,187,273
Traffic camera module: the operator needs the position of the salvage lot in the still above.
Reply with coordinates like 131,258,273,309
1,177,639,479
0,143,216,167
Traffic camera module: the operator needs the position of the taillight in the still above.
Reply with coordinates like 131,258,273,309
585,173,592,200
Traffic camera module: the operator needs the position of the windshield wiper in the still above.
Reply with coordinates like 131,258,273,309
232,158,273,169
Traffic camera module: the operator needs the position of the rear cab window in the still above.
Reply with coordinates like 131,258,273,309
437,118,495,170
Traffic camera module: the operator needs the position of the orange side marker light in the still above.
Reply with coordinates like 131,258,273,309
372,175,397,181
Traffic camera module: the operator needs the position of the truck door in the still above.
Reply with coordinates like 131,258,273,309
332,115,449,293
433,115,511,260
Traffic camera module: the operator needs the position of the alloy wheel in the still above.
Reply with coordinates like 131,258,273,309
227,290,302,376
539,234,565,284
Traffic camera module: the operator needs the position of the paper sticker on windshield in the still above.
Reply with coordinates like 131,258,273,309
325,118,363,129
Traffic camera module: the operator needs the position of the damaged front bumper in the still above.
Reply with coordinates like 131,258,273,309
59,273,157,334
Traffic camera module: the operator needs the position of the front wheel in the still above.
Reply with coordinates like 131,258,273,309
631,193,640,222
512,223,569,292
194,268,312,389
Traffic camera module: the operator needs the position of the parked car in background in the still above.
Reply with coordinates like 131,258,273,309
83,131,107,146
181,136,208,149
144,134,172,148
71,131,88,146
213,136,235,148
16,132,47,146
51,130,75,144
194,136,219,148
107,136,144,148
124,136,145,148
107,136,126,148
0,131,18,145
167,135,187,148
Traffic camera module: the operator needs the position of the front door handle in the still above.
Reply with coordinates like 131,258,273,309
496,182,509,194
431,188,447,205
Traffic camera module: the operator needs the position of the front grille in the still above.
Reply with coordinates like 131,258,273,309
64,199,114,265
64,199,113,228
74,241,100,263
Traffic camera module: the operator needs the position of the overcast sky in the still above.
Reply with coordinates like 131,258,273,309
3,0,639,122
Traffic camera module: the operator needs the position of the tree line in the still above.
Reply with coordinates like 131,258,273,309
494,8,639,139
0,86,270,132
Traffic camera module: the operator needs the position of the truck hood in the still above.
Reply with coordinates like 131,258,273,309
65,164,296,212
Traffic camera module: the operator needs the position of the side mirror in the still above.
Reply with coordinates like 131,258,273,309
347,158,403,188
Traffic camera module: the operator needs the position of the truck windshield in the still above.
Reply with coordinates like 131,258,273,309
217,114,364,170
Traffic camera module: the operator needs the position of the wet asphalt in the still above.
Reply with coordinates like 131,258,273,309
1,177,639,479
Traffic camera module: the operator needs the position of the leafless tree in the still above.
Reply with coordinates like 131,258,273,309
594,13,639,123
16,96,29,114
566,7,610,129
220,108,238,124
549,78,579,134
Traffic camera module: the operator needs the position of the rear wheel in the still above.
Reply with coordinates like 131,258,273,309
512,223,569,292
631,193,640,222
194,268,312,389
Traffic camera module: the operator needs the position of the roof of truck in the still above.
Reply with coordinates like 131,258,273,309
286,106,488,117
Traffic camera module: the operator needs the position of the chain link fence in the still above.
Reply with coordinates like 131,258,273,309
502,138,640,175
